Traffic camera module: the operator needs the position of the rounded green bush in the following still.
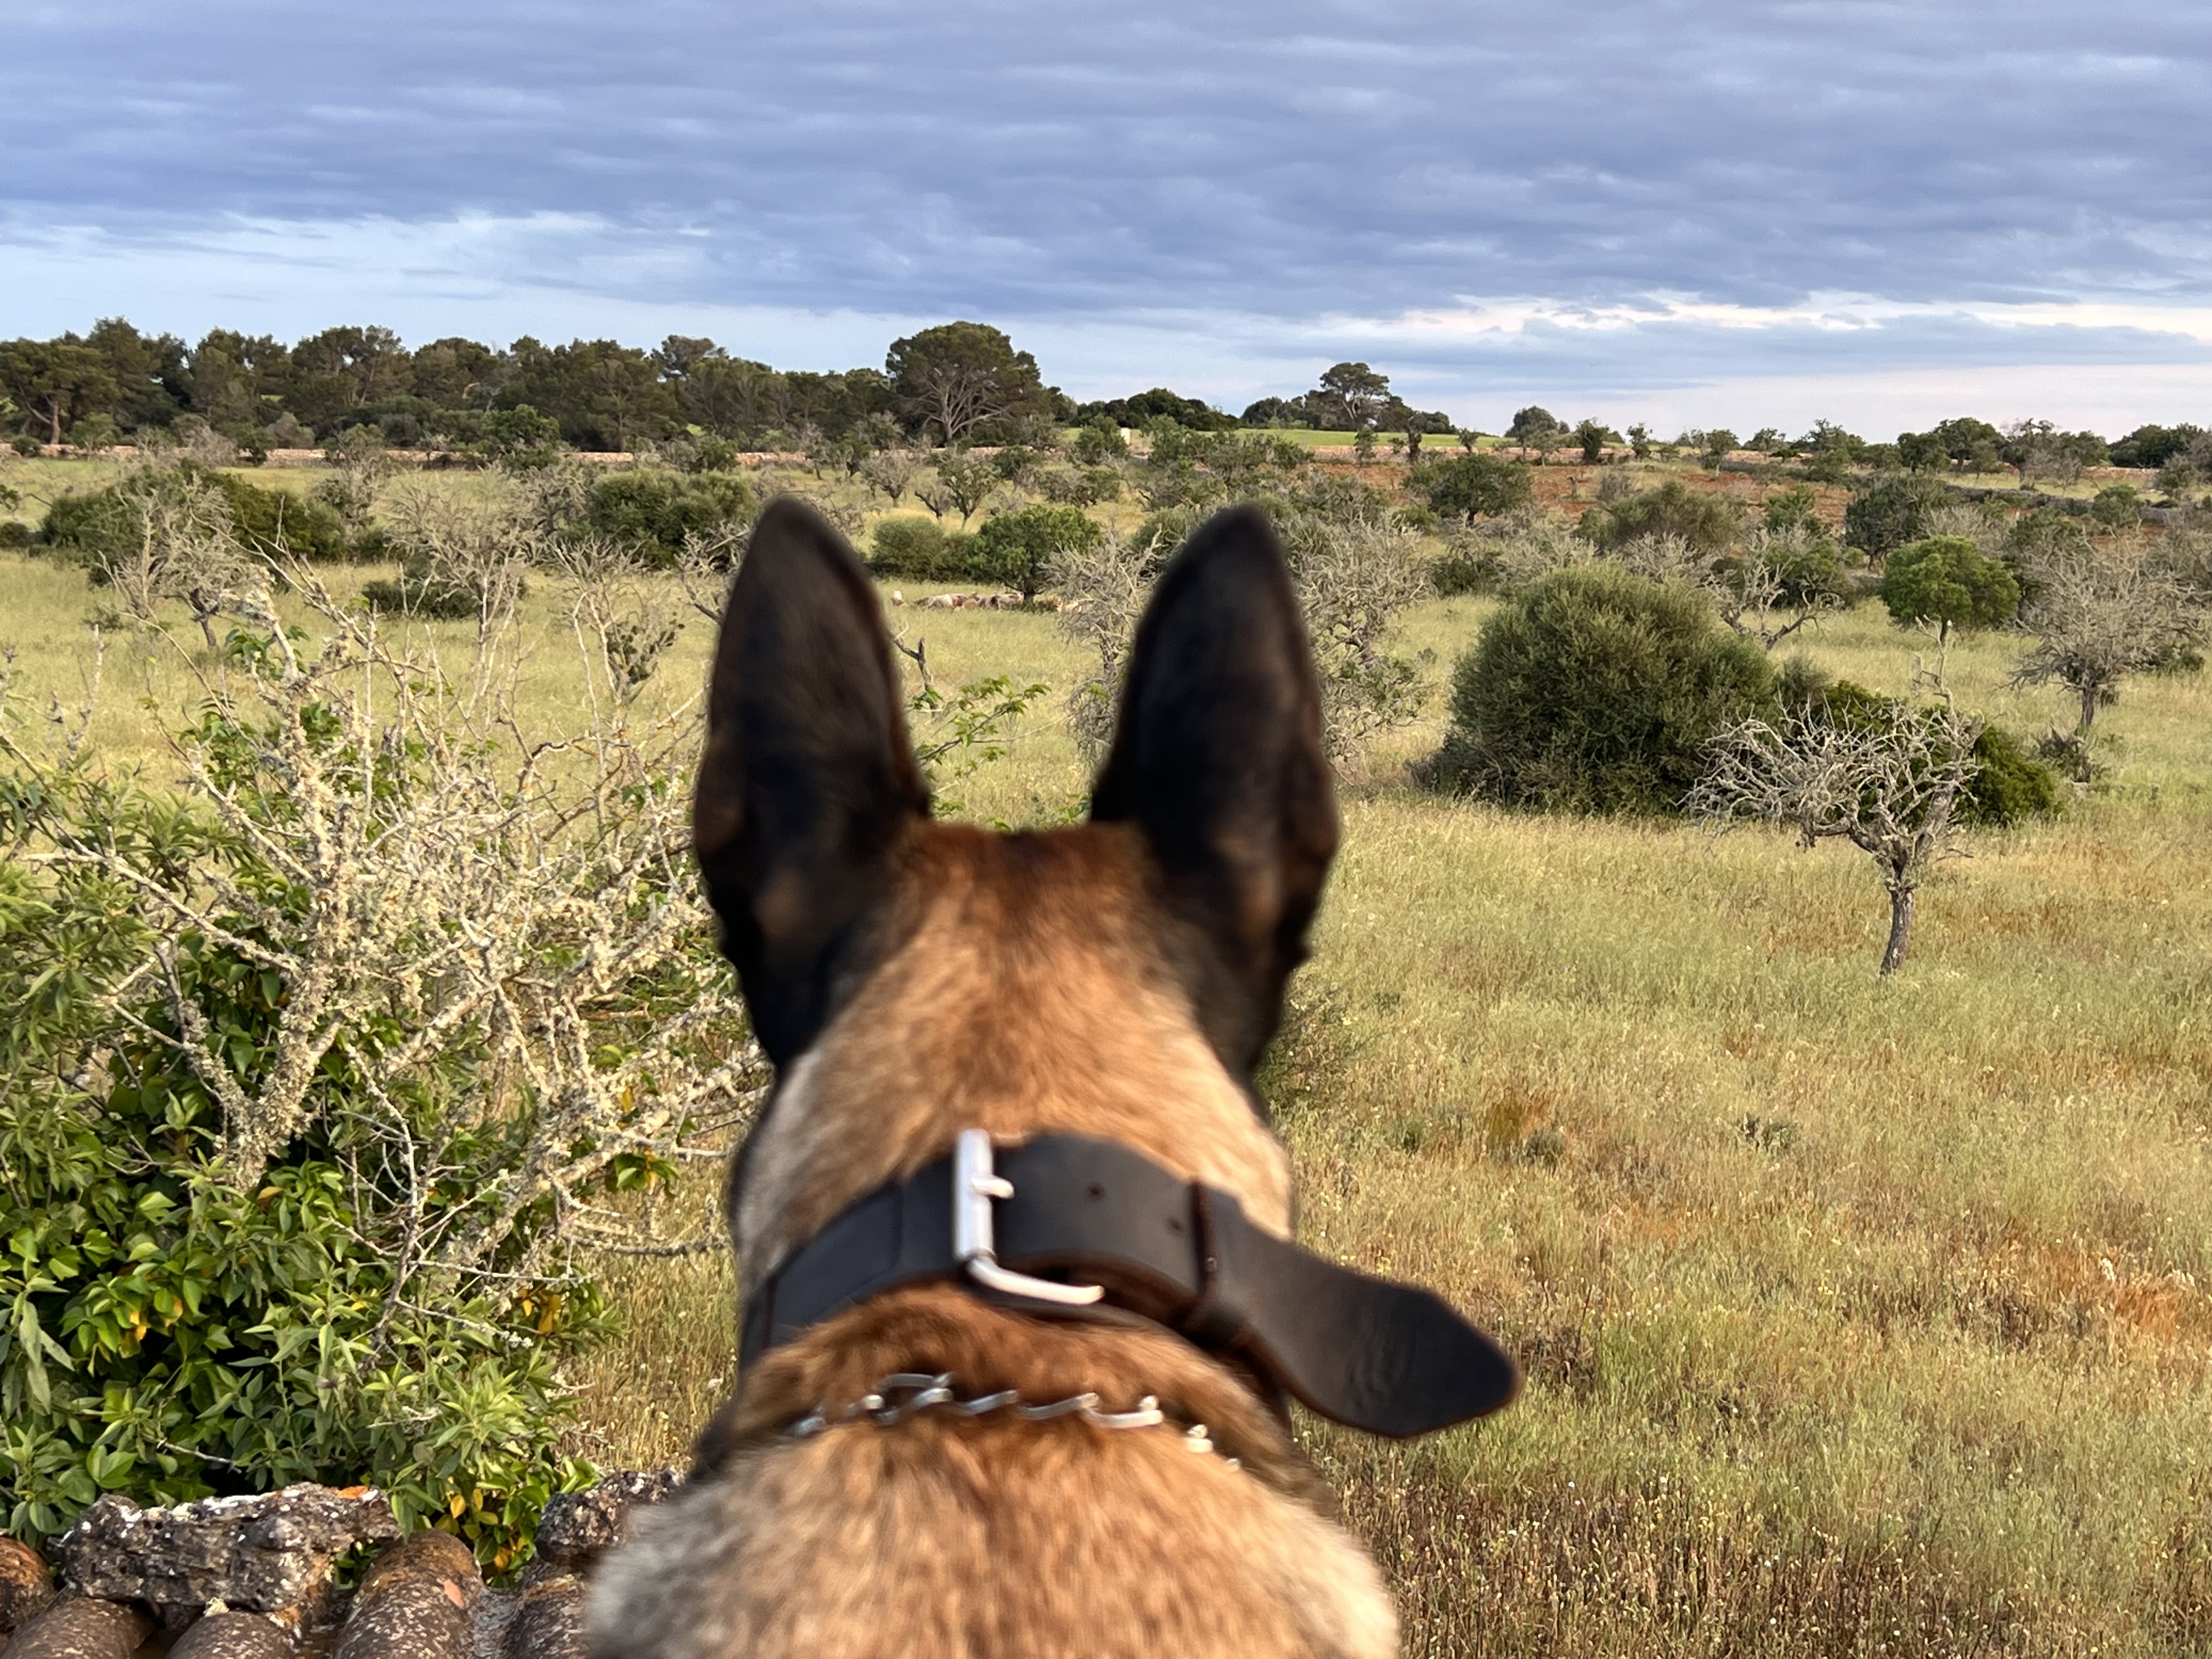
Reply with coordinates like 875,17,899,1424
41,465,353,565
581,468,756,567
969,503,1102,601
868,515,972,580
1426,565,1776,814
1877,534,2020,638
1843,473,1950,560
1416,453,1533,522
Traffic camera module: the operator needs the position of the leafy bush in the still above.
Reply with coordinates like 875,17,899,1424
361,565,487,618
1424,566,1775,813
0,764,599,1563
0,586,762,1564
1843,473,1951,561
1585,479,1742,553
1878,535,2021,640
868,516,973,580
1430,546,1496,596
970,504,1102,601
1416,453,1533,522
580,469,757,567
2090,484,2142,528
1965,726,2062,825
209,471,349,562
42,466,353,566
1815,681,2057,827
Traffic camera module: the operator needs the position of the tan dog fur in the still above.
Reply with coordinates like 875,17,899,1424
588,502,1396,1657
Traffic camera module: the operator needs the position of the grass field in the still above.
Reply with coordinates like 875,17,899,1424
2,458,2207,1655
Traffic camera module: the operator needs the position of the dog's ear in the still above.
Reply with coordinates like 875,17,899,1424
693,496,930,1067
1090,505,1339,1075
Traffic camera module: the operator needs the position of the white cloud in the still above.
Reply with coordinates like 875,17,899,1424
4,0,2211,430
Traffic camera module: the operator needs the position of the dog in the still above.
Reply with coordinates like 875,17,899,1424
589,499,1514,1658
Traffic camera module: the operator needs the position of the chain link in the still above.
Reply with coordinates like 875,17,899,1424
784,1372,1230,1463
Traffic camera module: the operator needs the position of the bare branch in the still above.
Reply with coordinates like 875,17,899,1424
1689,702,1984,974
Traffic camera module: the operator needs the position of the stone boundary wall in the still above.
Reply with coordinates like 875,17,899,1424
0,1472,679,1658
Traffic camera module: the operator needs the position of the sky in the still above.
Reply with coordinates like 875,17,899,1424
5,1,2211,435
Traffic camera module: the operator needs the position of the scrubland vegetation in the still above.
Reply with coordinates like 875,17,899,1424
2,353,2209,1655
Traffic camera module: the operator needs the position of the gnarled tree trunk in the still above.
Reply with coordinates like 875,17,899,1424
1880,885,1916,976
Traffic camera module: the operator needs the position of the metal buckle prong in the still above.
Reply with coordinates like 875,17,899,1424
953,1129,1105,1307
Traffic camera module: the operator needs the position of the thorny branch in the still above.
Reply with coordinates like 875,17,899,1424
0,560,770,1341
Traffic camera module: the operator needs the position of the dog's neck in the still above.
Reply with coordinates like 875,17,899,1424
727,823,1295,1302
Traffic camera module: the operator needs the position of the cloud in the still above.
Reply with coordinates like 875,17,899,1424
4,0,2210,423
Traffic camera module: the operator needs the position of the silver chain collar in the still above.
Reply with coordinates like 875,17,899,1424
784,1372,1235,1465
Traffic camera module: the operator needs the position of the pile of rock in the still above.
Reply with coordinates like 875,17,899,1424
0,1474,678,1658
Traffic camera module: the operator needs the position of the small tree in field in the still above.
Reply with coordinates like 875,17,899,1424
86,465,255,651
1418,452,1533,522
316,425,397,533
859,446,922,507
1054,529,1157,760
1508,406,1563,461
1878,533,2021,685
1575,418,1619,464
2010,538,2204,733
971,503,1099,603
918,448,1000,526
1054,510,1430,765
1689,702,1983,975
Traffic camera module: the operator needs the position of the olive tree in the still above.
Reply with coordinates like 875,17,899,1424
917,448,1000,526
1689,701,1984,975
2011,538,2204,733
85,464,255,651
859,445,923,507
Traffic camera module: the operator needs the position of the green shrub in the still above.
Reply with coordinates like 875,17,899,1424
0,760,597,1563
1586,478,1742,552
970,504,1102,601
1878,535,2021,640
868,516,972,580
432,405,562,467
41,466,353,565
0,521,30,550
2090,484,2142,528
1815,681,2057,827
1843,473,1951,561
217,475,353,562
1965,726,2061,825
1430,548,1498,597
580,469,756,567
362,562,492,619
1424,566,1775,813
1417,453,1533,522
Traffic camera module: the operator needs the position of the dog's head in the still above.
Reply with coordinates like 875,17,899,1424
695,498,1338,1286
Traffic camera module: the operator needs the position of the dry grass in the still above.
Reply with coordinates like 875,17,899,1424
3,462,2209,1654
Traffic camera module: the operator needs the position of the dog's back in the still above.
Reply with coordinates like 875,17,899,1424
589,501,1401,1657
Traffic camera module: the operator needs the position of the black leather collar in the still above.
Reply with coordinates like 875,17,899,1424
740,1131,1519,1439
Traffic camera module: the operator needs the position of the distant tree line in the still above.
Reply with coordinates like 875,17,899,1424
5,318,2208,498
0,318,1074,456
0,323,1474,456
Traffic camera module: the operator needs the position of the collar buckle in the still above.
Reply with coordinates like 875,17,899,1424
953,1129,1105,1307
